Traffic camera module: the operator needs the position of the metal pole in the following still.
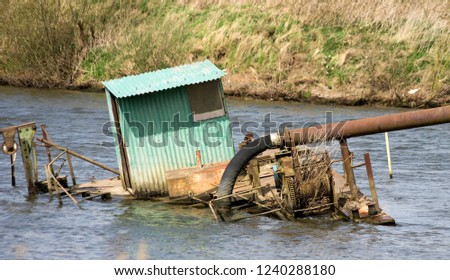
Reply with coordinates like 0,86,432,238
41,125,54,174
66,153,77,186
364,153,380,211
10,154,16,187
45,165,54,200
47,165,61,204
385,132,393,179
196,150,202,167
17,125,37,197
339,138,358,199
32,142,38,183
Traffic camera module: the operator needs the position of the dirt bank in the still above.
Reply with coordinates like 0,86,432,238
223,73,450,108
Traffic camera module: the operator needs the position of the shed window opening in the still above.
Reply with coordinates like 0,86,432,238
187,80,225,122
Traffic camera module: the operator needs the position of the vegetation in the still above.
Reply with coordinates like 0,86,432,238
0,0,449,107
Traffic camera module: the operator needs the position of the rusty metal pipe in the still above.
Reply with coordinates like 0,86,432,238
286,106,450,145
216,106,450,216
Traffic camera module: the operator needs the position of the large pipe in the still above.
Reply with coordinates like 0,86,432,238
215,135,273,211
216,106,450,215
287,105,450,145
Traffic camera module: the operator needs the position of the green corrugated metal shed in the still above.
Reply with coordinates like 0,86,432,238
102,60,225,98
102,60,235,198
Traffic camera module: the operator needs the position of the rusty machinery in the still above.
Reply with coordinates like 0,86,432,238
214,106,450,222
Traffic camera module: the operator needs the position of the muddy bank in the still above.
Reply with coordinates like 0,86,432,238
2,77,449,108
222,74,450,108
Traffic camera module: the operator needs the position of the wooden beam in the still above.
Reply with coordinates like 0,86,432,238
37,138,119,175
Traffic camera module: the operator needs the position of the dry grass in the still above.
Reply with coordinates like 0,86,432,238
182,0,449,104
1,0,448,106
0,0,121,87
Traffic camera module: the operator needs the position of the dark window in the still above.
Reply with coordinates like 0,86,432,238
187,80,225,121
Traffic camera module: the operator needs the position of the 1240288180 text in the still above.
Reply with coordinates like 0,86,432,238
256,264,336,276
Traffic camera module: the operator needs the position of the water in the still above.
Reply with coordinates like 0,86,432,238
0,86,449,259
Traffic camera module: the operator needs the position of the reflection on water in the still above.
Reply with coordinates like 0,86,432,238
0,86,449,259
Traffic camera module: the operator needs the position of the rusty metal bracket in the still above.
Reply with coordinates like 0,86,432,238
1,126,18,155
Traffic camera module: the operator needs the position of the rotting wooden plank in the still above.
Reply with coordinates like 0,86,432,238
37,138,119,175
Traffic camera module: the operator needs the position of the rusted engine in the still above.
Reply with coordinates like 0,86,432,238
249,147,333,220
276,147,333,217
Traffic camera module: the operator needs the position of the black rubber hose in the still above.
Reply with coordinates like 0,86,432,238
215,135,274,215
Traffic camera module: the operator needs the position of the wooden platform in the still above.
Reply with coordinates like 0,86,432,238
332,170,395,225
76,177,131,198
73,169,395,225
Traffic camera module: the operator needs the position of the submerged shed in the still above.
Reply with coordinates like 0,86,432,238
103,60,235,198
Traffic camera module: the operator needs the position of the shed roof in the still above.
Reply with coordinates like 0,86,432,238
102,59,225,98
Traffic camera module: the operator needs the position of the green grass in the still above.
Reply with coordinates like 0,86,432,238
82,48,117,81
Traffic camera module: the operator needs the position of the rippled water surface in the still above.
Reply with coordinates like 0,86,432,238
0,86,449,259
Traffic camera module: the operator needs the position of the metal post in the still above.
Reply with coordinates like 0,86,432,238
32,142,38,183
364,153,380,212
17,124,37,197
339,138,358,199
41,125,54,174
385,132,393,179
45,166,54,200
10,154,16,187
54,175,62,206
195,150,202,168
66,153,77,186
1,125,19,187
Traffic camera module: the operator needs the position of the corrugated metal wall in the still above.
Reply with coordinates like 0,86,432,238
116,86,235,197
105,91,123,174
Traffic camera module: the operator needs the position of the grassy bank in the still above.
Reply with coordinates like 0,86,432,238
1,0,449,107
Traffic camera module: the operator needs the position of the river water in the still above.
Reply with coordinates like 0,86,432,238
0,86,449,259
